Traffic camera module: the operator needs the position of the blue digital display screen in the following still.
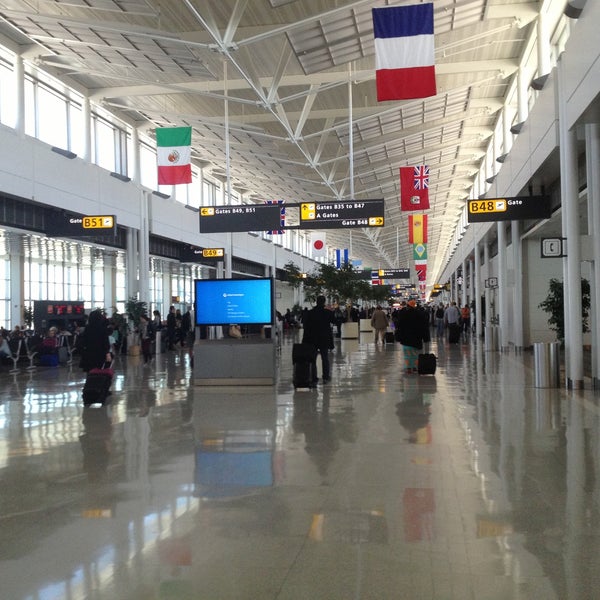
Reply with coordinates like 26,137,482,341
194,278,273,326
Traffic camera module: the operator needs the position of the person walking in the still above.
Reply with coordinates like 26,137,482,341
302,295,334,383
79,309,111,372
395,300,428,374
370,305,389,345
460,304,471,338
444,301,461,344
166,306,176,350
139,313,155,364
434,303,445,337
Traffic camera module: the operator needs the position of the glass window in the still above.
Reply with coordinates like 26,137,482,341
0,53,16,128
140,141,158,190
37,84,68,148
92,115,118,172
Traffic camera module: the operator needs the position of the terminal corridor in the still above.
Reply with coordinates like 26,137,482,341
1,334,599,600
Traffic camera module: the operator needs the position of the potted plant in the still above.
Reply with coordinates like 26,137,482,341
125,297,148,355
23,306,34,330
538,278,590,343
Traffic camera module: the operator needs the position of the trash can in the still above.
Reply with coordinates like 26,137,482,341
533,342,560,388
485,325,498,351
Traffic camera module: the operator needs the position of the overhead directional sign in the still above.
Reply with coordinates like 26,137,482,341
467,196,551,223
371,268,410,280
46,212,117,237
181,245,225,262
199,204,282,233
82,215,114,229
299,199,385,229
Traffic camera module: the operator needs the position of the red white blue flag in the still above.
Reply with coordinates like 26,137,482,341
265,200,285,234
372,3,436,102
400,166,430,211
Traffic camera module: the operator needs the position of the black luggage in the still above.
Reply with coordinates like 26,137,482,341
385,331,395,344
58,345,69,364
448,323,460,344
83,364,114,406
417,353,437,375
292,343,317,389
293,361,316,389
292,343,317,362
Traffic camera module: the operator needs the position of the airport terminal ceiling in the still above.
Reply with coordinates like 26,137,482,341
0,0,553,284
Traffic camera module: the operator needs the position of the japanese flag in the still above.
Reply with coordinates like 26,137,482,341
311,233,327,258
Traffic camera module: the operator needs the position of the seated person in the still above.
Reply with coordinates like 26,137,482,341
0,334,10,359
40,326,60,354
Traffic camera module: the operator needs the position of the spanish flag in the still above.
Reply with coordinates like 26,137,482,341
408,214,427,244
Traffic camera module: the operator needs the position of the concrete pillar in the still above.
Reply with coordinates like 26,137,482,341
558,57,584,389
586,124,600,387
512,220,524,350
497,222,508,351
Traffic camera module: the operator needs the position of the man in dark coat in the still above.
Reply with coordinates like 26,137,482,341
395,300,429,373
302,295,334,382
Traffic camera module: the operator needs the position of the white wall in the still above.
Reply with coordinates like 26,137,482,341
0,124,321,281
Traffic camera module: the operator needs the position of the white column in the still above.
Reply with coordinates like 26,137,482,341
497,222,508,350
461,258,467,307
82,97,91,163
474,242,483,338
502,105,513,157
484,241,491,327
558,57,584,388
126,227,138,300
535,12,551,84
138,190,150,305
131,127,141,183
516,67,529,127
14,56,24,136
512,220,524,350
9,234,23,328
103,252,115,313
586,123,600,387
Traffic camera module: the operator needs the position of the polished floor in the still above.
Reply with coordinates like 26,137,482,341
1,330,600,600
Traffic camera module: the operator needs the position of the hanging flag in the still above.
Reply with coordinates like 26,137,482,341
416,264,427,281
401,166,430,211
311,233,327,258
372,3,436,102
408,214,428,244
156,126,192,185
413,243,427,260
335,249,349,268
265,200,285,235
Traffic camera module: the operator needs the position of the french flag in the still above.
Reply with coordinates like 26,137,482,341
373,3,436,102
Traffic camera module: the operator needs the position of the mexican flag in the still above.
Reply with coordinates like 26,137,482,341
156,126,192,185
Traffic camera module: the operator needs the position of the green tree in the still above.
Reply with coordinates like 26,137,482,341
538,278,590,341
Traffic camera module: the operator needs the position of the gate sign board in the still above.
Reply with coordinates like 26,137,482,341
46,212,116,237
371,268,410,280
299,199,385,229
467,196,551,223
181,245,225,262
199,204,282,233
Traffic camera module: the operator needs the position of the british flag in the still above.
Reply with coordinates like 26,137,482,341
413,165,429,190
265,200,285,235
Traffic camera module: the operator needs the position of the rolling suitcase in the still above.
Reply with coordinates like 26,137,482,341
417,353,437,375
384,331,395,344
448,323,460,344
83,362,114,406
292,343,317,389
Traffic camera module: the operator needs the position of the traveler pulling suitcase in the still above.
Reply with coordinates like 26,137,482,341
417,353,437,375
448,323,460,344
83,361,114,406
292,343,317,390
